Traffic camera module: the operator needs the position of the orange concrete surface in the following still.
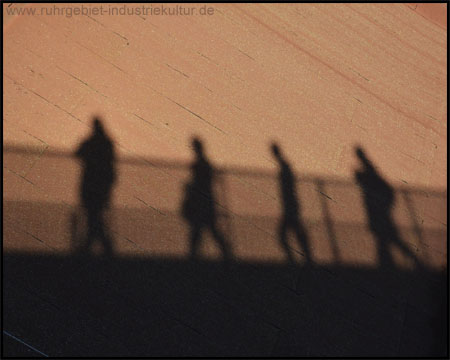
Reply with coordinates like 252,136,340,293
408,3,447,29
3,3,447,357
4,2,447,259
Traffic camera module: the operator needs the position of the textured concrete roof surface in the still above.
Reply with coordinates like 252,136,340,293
3,3,447,357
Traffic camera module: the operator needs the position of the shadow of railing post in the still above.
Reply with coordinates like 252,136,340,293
401,189,429,266
217,168,235,257
316,179,340,264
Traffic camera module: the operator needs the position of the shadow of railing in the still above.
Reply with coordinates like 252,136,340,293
3,144,447,266
3,144,448,356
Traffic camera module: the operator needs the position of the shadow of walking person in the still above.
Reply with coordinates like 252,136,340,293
74,117,116,256
271,143,312,265
181,137,232,262
354,146,419,269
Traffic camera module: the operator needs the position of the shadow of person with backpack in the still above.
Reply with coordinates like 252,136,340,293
354,146,420,269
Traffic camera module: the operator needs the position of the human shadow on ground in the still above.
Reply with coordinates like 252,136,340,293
354,146,420,269
271,143,311,264
181,137,232,261
3,140,447,357
73,117,116,256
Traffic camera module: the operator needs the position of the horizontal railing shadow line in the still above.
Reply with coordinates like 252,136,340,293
4,143,447,196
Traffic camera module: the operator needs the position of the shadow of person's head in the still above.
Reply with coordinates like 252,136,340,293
355,145,364,158
354,145,372,169
192,137,205,158
271,142,283,160
92,116,107,137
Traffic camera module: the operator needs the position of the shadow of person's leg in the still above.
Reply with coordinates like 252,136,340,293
387,223,421,267
189,224,202,260
293,221,312,263
279,218,295,264
210,223,231,261
83,210,100,255
372,227,394,270
97,216,113,257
